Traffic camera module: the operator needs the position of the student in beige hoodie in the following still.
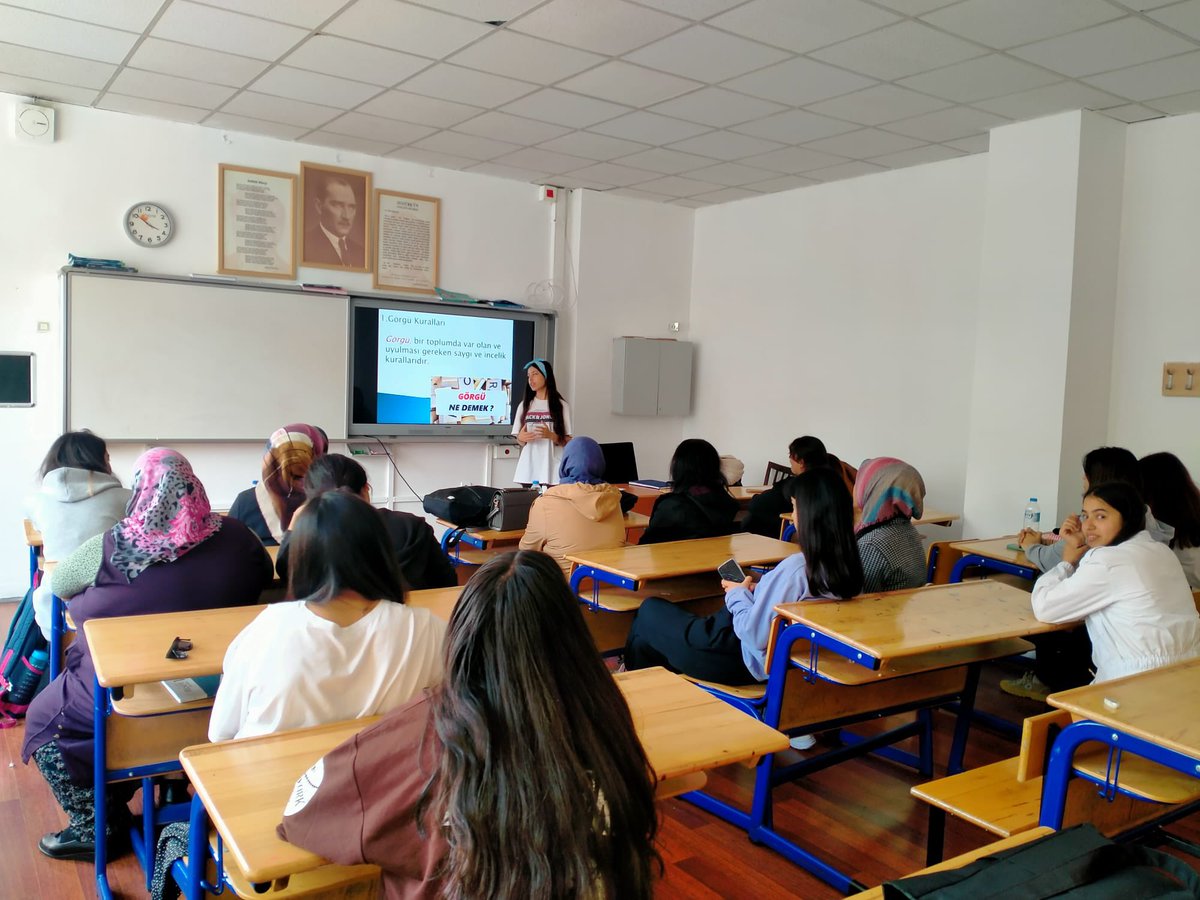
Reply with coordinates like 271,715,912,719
519,436,625,577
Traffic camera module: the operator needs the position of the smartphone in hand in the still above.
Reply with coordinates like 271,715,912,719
717,558,747,583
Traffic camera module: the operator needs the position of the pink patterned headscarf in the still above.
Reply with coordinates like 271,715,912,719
854,457,925,534
109,448,222,581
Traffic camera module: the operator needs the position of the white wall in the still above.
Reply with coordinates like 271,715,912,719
688,155,987,520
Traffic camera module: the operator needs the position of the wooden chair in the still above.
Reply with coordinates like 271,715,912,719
762,461,790,486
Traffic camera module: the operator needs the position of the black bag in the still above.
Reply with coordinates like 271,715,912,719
422,485,495,528
487,488,539,531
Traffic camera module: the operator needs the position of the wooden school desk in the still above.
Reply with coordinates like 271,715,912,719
24,518,42,589
437,511,650,565
947,537,1038,582
779,508,960,541
617,483,766,516
175,667,789,897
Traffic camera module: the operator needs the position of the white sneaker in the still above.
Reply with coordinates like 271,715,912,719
789,734,817,750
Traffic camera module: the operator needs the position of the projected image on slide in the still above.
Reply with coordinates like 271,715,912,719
377,310,514,425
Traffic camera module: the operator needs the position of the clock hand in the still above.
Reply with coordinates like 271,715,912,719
137,213,161,231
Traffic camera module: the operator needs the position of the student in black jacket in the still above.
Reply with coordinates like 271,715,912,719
742,435,857,537
640,439,738,545
275,454,456,591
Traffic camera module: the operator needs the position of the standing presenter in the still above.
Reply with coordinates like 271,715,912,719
511,358,572,486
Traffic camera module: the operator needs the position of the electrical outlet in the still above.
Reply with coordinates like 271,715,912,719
37,321,50,332
1162,362,1200,397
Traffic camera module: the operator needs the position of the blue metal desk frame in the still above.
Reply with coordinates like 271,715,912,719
949,553,1037,583
439,527,489,566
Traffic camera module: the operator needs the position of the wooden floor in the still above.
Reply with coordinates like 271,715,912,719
3,600,1199,898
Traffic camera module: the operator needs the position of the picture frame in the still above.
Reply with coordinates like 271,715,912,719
218,164,297,279
300,161,372,273
373,189,440,295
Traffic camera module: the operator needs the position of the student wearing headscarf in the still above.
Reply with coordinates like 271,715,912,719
228,423,328,544
854,457,928,593
518,436,625,576
22,449,272,862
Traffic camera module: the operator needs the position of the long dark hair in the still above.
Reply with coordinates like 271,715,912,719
785,467,864,598
303,453,368,498
518,361,566,438
788,435,829,469
668,438,727,494
1083,446,1141,492
1139,452,1200,549
1084,481,1146,546
39,430,112,479
287,490,406,604
420,551,659,899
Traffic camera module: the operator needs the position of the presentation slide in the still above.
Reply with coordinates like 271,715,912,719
375,309,515,425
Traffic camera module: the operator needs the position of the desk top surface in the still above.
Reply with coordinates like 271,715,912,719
950,537,1034,568
24,518,42,547
437,510,650,542
565,532,799,582
775,580,1065,663
180,666,788,883
617,484,766,505
1048,657,1200,760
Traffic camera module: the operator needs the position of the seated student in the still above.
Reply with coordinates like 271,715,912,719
273,454,455,590
26,430,132,639
210,490,446,741
854,457,928,593
228,423,327,545
742,435,857,537
519,436,626,576
21,449,272,861
639,438,738,545
1031,481,1200,683
624,467,863,685
278,550,659,900
1139,451,1200,589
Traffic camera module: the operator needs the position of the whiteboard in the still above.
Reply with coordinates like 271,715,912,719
66,271,349,441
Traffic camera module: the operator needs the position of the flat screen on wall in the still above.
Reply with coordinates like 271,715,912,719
0,352,34,407
350,298,554,438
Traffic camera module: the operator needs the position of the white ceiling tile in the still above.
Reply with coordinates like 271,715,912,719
557,61,701,106
671,197,709,208
413,131,523,160
741,174,819,192
0,72,98,105
802,128,926,158
422,0,546,16
612,147,717,173
282,36,431,87
324,111,437,143
740,145,849,173
387,147,479,169
327,0,492,58
945,133,990,152
251,66,382,108
1010,18,1194,78
400,63,537,106
974,80,1127,118
732,109,859,143
109,68,235,108
300,131,398,155
1112,0,1181,9
710,0,900,54
467,161,552,182
0,41,116,89
1083,50,1200,100
198,0,346,28
448,29,604,83
359,90,483,128
869,143,966,167
202,112,308,140
98,93,209,123
898,54,1061,103
810,21,987,81
563,161,661,185
666,129,783,158
509,0,687,55
648,87,786,127
152,1,307,60
502,88,632,127
220,91,342,128
537,131,650,160
1099,102,1167,121
0,0,164,32
804,160,888,181
553,174,618,190
0,4,138,63
690,187,760,202
870,0,958,11
589,110,711,143
686,161,778,185
922,0,1125,49
608,187,676,202
629,0,747,19
491,146,595,171
1149,0,1200,40
455,110,571,143
882,105,1008,141
625,25,791,81
1151,88,1200,113
806,84,952,126
723,57,877,106
632,175,723,196
129,38,268,89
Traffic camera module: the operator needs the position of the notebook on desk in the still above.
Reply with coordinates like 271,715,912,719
630,479,670,490
162,674,221,703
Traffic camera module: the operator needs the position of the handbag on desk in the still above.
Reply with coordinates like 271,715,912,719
487,488,539,531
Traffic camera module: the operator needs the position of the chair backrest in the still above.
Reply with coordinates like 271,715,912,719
763,461,791,486
1017,709,1072,782
599,442,638,484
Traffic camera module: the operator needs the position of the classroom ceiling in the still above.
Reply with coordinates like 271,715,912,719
4,0,1200,207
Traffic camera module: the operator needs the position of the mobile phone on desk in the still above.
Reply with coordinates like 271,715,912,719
717,558,747,583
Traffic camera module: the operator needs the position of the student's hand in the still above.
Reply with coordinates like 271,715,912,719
1060,514,1082,537
722,575,755,593
516,428,538,444
1061,532,1087,566
536,424,554,441
1017,528,1042,550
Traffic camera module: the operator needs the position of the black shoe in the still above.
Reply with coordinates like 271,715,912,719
38,826,95,862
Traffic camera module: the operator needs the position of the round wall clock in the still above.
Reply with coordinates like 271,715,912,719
124,202,174,247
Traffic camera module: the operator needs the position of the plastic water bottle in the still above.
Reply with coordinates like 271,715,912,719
4,648,49,707
1023,498,1041,532
532,479,543,496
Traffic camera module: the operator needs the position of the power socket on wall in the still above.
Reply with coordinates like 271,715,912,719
1162,362,1200,397
492,444,517,459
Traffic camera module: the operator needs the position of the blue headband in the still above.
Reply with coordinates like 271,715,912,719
523,358,548,377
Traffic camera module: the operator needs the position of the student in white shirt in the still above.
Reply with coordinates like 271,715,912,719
1031,481,1200,684
510,358,571,486
209,490,445,742
1139,451,1200,589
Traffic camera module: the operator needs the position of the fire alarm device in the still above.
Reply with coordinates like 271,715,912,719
539,185,559,202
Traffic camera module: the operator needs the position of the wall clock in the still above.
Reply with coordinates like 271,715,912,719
124,202,174,246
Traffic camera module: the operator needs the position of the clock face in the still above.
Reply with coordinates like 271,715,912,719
124,203,174,247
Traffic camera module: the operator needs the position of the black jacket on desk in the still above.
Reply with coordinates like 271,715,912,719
639,488,739,545
275,507,457,591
